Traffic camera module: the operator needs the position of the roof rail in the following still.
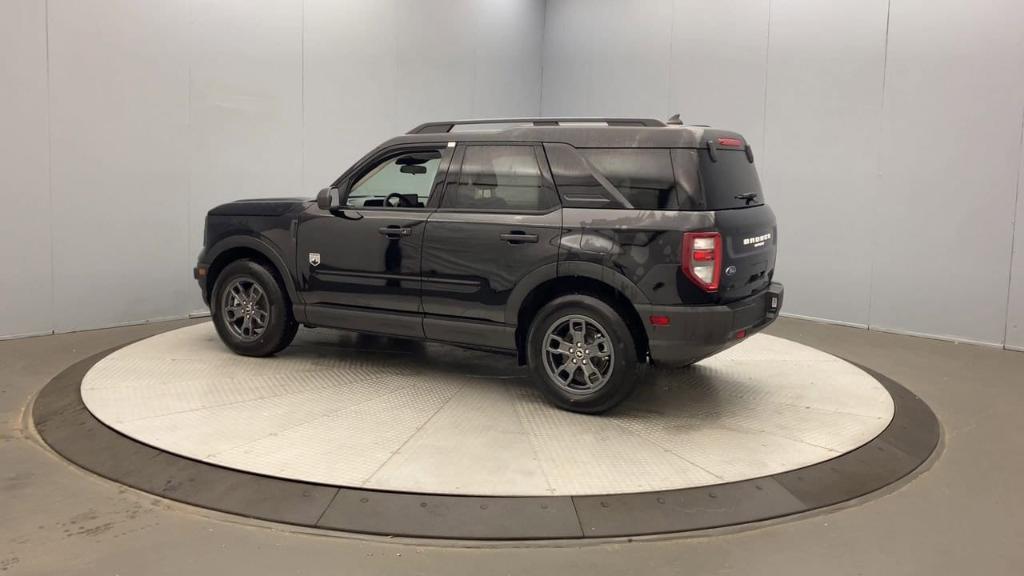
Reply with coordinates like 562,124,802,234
407,117,666,134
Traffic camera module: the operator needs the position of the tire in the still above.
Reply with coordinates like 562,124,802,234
211,259,298,357
526,294,644,413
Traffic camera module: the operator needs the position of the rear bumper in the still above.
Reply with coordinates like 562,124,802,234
637,282,784,367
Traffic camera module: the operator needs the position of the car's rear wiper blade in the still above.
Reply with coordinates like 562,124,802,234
734,192,758,203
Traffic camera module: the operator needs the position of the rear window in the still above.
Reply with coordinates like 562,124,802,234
698,149,764,210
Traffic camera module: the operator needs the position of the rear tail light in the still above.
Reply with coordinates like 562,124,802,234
682,232,722,292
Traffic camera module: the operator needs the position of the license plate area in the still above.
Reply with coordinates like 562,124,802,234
766,289,781,317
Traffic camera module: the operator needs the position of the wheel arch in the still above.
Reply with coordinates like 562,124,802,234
204,237,298,308
510,262,650,365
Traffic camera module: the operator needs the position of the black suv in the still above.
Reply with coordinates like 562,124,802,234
194,117,783,413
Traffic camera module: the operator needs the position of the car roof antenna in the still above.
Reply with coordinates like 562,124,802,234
666,113,684,125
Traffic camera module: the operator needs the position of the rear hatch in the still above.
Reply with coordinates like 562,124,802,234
697,135,777,303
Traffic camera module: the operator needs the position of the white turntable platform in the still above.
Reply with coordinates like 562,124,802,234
81,323,894,496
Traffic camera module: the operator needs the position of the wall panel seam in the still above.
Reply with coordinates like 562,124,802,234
300,0,306,196
43,0,55,338
866,0,893,333
1002,105,1024,348
538,0,547,113
759,0,772,162
185,0,194,320
666,0,675,116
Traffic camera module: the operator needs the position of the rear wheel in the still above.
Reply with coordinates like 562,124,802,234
526,294,643,413
212,259,298,357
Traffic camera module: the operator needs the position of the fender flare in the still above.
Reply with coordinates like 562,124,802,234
504,261,651,326
204,235,299,304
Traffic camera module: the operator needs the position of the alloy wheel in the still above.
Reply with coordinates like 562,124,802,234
541,314,615,395
220,277,270,342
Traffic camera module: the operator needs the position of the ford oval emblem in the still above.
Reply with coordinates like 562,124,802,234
725,265,737,277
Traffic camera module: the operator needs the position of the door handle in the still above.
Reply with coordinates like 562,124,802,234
499,232,538,244
378,226,411,237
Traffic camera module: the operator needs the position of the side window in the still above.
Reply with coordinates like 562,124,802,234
545,143,694,210
579,149,679,210
443,145,558,212
346,149,443,208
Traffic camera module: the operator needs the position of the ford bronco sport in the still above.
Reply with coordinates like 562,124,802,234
194,117,783,413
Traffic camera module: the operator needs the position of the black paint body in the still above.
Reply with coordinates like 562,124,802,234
196,122,783,366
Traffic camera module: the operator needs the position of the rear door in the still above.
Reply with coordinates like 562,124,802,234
420,144,561,348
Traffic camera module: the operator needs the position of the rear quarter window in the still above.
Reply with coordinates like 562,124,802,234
578,149,678,210
544,144,691,210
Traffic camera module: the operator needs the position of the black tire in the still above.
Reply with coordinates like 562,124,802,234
211,259,298,357
526,294,644,414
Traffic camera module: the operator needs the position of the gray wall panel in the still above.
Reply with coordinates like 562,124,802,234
302,0,400,191
303,0,545,194
1,0,543,339
541,0,673,116
47,0,191,333
668,0,770,153
0,0,51,338
472,0,545,119
392,1,477,133
869,0,1024,345
187,0,304,312
6,0,1022,349
541,0,1024,349
1005,118,1024,350
761,0,888,327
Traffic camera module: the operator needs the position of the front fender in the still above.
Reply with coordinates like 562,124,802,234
204,234,300,305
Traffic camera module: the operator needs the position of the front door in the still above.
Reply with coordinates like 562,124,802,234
421,144,561,348
297,144,452,337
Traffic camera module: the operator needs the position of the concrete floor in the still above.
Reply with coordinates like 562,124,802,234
1,317,1022,575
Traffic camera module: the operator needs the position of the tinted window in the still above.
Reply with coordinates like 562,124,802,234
543,143,611,207
445,145,557,211
545,144,688,210
347,149,443,208
579,149,678,210
698,149,764,210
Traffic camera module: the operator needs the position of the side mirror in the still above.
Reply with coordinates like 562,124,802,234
317,187,337,210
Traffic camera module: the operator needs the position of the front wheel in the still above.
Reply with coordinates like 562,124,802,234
526,294,643,413
211,259,298,357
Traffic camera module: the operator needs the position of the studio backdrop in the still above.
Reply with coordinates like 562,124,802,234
2,0,1023,350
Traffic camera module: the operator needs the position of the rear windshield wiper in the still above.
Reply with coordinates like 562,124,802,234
734,192,759,204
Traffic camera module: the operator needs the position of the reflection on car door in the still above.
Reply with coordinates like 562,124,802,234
297,144,452,338
421,144,561,349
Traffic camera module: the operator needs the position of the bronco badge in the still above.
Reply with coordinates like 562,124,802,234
309,252,321,267
743,233,772,247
